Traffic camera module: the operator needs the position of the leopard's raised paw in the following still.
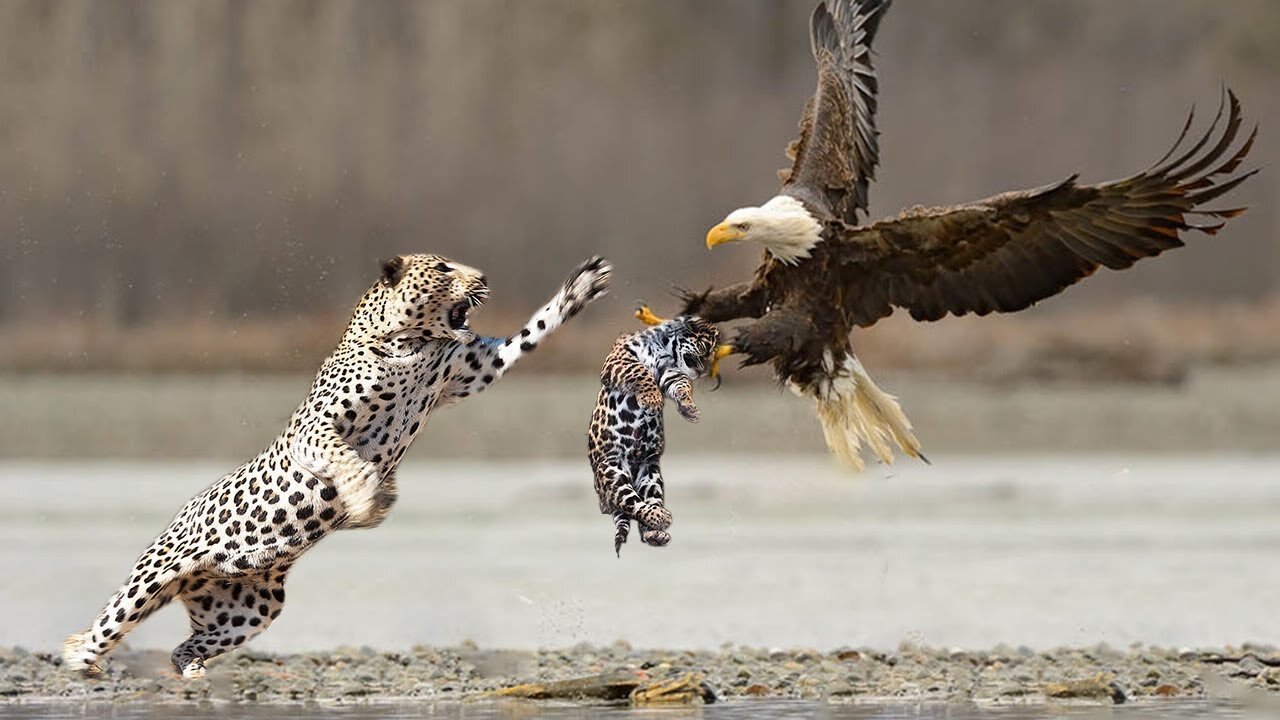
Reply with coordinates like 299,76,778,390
560,256,613,319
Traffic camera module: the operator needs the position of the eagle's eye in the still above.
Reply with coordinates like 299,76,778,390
735,222,750,231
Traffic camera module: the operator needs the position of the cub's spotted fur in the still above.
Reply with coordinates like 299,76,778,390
588,316,721,555
64,254,611,678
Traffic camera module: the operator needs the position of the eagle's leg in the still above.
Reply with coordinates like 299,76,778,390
634,304,665,326
677,281,767,323
728,309,810,367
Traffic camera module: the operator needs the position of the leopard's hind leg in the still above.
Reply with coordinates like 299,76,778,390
634,462,671,547
170,570,287,678
63,533,187,675
594,459,670,556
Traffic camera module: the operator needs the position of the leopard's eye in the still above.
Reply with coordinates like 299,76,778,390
433,262,451,273
683,352,699,368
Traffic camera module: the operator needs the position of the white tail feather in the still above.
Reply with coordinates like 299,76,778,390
798,352,925,471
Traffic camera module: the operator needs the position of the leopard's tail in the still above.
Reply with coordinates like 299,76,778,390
794,351,927,471
612,511,630,557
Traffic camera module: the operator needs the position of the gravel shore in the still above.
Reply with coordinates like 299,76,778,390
3,643,1279,705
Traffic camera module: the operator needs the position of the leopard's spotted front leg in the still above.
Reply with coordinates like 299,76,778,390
439,257,611,405
658,368,700,423
600,337,664,411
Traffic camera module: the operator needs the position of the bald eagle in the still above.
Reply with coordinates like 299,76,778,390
645,0,1258,470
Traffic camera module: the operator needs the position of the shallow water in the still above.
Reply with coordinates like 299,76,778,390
4,454,1279,653
0,700,1259,719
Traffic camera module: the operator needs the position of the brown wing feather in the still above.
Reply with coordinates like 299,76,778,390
780,0,891,224
841,90,1257,326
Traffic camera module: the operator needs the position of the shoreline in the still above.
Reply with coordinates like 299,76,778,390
3,643,1278,706
2,363,1279,460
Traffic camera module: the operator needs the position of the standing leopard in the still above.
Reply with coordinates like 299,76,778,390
63,254,611,678
588,315,721,556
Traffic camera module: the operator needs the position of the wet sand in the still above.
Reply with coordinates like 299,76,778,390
2,642,1279,705
6,456,1280,654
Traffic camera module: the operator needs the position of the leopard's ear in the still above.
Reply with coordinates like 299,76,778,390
380,256,407,287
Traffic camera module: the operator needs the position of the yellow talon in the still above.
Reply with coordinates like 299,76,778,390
709,344,734,384
634,304,665,326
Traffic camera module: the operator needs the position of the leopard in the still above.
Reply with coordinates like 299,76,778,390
62,254,611,678
587,315,721,556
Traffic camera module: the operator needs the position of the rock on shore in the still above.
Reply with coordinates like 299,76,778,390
2,642,1279,705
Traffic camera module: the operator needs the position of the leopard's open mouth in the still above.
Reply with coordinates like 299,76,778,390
447,302,470,331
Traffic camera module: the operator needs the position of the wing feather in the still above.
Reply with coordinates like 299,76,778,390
837,90,1257,326
779,0,891,224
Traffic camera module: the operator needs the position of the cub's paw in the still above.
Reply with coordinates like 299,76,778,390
640,529,671,547
559,256,612,320
636,503,672,531
677,400,700,423
638,388,665,412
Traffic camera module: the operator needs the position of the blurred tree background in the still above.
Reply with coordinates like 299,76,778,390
0,0,1276,373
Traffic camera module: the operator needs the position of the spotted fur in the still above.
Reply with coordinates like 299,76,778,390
587,316,720,556
63,254,611,678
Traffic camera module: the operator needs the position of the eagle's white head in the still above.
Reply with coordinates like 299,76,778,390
705,195,823,265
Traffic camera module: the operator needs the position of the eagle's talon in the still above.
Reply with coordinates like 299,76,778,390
708,344,734,389
672,285,709,315
634,304,665,326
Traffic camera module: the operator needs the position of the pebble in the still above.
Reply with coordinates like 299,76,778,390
2,644,1278,705
826,681,854,696
1237,655,1267,677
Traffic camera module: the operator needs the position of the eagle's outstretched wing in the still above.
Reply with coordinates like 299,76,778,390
840,90,1257,327
779,0,891,225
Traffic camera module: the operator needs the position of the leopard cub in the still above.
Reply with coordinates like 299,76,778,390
587,315,720,556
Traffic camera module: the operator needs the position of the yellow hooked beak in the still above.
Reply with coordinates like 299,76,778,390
706,222,744,249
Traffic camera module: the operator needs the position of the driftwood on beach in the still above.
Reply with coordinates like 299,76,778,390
492,670,717,705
